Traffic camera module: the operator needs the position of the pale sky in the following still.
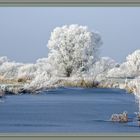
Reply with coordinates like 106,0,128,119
0,7,140,63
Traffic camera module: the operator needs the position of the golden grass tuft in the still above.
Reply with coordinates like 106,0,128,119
61,79,99,88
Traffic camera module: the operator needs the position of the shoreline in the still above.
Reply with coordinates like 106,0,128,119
0,77,135,96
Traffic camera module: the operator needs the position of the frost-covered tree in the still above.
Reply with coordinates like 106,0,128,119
94,57,116,74
47,24,102,77
0,61,22,79
126,50,140,77
0,56,26,80
107,50,140,78
17,64,38,81
36,58,58,78
88,57,116,80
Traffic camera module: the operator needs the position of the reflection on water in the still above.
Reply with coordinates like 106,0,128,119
0,88,139,132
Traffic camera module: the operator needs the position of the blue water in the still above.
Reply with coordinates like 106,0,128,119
0,87,140,133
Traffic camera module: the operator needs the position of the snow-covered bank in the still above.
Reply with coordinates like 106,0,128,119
0,76,135,95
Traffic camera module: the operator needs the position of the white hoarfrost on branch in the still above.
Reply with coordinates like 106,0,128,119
107,50,140,78
24,58,59,90
126,50,140,77
47,24,102,77
88,57,116,81
17,64,38,81
0,57,23,80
